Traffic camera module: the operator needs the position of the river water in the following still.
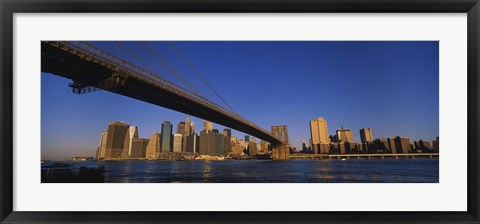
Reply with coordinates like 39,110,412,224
60,158,439,183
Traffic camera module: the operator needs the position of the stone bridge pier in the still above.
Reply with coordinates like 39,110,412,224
271,125,290,160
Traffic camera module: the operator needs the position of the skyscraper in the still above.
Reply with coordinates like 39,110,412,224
182,117,192,152
248,141,257,156
395,136,412,153
130,138,149,158
176,122,185,135
359,128,373,143
190,122,195,134
203,120,213,131
104,121,130,159
245,135,250,142
223,129,232,154
310,117,330,144
336,127,355,143
161,121,173,153
145,132,161,159
310,117,330,154
185,116,192,135
185,133,198,153
387,137,397,153
96,129,108,160
173,134,182,153
124,126,138,158
215,131,225,155
199,130,210,155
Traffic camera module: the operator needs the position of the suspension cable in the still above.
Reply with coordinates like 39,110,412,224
168,41,238,114
113,41,154,71
141,42,203,98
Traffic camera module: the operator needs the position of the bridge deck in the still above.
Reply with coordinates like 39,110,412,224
41,41,284,145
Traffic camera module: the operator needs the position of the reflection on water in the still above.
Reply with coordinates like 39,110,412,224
201,161,212,181
64,158,439,183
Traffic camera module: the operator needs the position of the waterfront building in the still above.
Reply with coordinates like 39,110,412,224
355,143,364,153
432,137,439,153
387,137,397,153
310,117,330,154
130,138,149,158
336,127,355,143
330,143,339,154
121,125,138,158
344,142,356,154
209,129,220,155
223,129,232,154
185,133,198,153
199,130,216,155
173,134,183,153
161,121,173,153
248,141,257,156
370,138,390,153
215,132,225,155
96,129,108,160
359,128,373,143
319,143,330,154
414,139,432,153
338,142,346,154
104,121,130,159
231,137,245,155
260,140,269,154
394,136,411,153
145,132,161,159
199,130,207,155
362,142,369,154
203,120,213,131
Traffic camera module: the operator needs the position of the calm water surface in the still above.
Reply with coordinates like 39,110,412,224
65,158,438,183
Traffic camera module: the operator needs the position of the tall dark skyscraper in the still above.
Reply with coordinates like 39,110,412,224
161,121,173,153
185,133,198,153
104,121,130,159
245,135,250,142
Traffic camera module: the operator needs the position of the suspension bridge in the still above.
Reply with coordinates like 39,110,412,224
41,41,290,160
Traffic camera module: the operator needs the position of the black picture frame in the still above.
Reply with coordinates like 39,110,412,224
1,0,479,223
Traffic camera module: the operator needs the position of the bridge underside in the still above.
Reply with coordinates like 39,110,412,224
41,42,283,146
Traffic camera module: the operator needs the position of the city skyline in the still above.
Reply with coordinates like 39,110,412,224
41,41,439,160
89,117,438,160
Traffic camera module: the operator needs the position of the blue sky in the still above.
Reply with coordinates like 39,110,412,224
42,41,439,160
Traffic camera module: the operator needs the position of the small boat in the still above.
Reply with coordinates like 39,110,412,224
341,158,348,161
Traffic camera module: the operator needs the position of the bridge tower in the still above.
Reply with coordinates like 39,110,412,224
271,125,290,160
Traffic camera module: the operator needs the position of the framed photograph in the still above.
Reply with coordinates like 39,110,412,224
1,0,479,223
